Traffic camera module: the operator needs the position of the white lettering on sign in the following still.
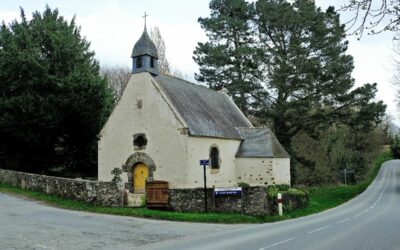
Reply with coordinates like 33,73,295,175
214,187,242,196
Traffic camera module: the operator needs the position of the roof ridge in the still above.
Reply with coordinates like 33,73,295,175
158,73,227,95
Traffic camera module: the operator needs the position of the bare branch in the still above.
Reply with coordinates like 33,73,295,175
340,0,400,38
149,26,170,74
101,65,131,102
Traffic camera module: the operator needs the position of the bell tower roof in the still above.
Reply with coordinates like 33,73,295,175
131,12,159,76
131,27,158,59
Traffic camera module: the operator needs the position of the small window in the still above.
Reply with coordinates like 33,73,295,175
133,133,147,150
137,56,142,68
136,99,142,109
210,147,220,169
134,136,146,147
150,57,154,68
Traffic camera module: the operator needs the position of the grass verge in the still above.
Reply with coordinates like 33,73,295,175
281,150,394,220
0,183,267,223
0,151,393,224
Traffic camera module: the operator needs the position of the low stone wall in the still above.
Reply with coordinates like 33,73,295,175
168,187,309,216
0,168,308,214
268,191,310,214
169,187,282,216
0,168,123,207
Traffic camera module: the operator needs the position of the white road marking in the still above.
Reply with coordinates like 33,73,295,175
258,238,295,250
336,218,350,224
369,168,391,210
261,166,392,250
36,244,53,249
307,226,330,234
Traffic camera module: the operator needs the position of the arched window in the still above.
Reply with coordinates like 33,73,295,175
210,147,220,169
136,56,142,68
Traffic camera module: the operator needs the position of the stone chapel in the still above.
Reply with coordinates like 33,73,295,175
98,26,290,194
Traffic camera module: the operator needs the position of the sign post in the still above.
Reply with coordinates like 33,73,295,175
200,159,209,212
277,193,283,216
342,169,355,185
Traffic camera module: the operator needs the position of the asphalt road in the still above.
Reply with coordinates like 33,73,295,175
0,194,234,250
1,160,399,250
145,160,400,250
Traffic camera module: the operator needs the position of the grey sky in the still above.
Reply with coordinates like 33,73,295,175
0,0,397,122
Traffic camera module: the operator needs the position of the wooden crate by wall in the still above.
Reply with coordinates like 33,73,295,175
146,180,169,208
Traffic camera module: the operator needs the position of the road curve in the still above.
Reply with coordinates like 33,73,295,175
143,160,400,250
0,192,234,249
1,160,398,250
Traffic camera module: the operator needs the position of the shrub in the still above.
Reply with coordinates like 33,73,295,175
266,185,309,213
237,182,250,188
390,134,400,159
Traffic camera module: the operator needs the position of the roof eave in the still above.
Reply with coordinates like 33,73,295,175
187,133,242,141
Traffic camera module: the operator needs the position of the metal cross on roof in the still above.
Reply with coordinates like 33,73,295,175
143,12,148,28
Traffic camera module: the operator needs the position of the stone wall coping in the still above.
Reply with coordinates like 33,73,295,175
0,168,123,207
0,168,109,184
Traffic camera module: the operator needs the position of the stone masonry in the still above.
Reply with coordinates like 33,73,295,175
170,187,273,216
0,168,307,215
0,168,123,207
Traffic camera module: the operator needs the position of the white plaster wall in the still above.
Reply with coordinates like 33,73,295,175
98,72,290,189
272,158,291,185
235,158,290,186
98,72,188,188
185,137,241,188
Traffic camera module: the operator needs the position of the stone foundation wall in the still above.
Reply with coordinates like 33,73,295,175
169,187,280,216
0,168,123,207
168,187,308,216
268,192,310,214
0,168,308,214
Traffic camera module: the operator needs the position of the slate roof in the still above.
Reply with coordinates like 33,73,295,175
154,74,252,139
131,28,158,58
236,127,290,158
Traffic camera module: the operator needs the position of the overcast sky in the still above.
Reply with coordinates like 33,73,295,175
0,0,398,123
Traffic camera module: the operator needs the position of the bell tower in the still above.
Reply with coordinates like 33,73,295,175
131,12,159,75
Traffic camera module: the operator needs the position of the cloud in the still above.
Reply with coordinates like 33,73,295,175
0,10,20,24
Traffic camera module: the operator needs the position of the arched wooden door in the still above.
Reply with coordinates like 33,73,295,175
133,163,148,193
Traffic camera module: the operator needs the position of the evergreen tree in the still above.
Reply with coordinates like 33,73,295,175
0,7,113,175
196,0,386,184
255,0,385,147
193,0,266,114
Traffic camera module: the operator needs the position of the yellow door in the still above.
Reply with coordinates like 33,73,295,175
133,163,148,193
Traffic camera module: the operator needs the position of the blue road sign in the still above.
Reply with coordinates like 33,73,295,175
214,187,242,196
200,159,210,166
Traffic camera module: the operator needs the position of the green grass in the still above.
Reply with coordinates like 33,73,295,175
0,183,267,223
0,151,393,224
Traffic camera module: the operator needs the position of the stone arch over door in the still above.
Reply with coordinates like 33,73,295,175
123,152,156,192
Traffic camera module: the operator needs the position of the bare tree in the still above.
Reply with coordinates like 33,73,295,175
101,65,131,102
340,0,400,38
149,26,170,74
170,66,189,80
393,36,400,112
395,36,400,83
